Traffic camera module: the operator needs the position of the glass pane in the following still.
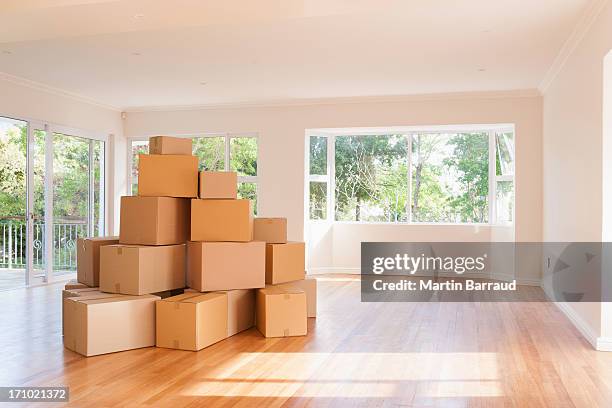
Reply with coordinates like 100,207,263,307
237,182,257,215
411,133,489,223
52,133,90,278
309,136,327,175
33,129,46,279
496,181,514,223
193,136,225,171
0,118,28,289
93,140,105,236
309,181,327,220
496,132,514,176
334,135,408,222
131,141,149,195
230,137,257,176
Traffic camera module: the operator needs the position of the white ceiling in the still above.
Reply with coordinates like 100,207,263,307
0,0,591,110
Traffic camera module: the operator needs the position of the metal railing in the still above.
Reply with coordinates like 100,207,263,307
0,218,87,271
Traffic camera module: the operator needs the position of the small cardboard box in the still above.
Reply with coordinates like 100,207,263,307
64,294,159,356
191,199,252,242
225,289,255,337
199,171,237,199
77,236,120,287
100,244,186,295
253,218,287,243
270,277,317,318
62,287,101,335
138,154,198,198
149,136,192,155
265,242,306,284
156,292,228,351
187,241,265,291
256,287,307,338
119,196,190,245
65,279,90,290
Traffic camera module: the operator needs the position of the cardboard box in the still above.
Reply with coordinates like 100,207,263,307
77,236,120,287
256,287,307,338
156,292,228,351
62,287,101,335
119,196,190,245
149,136,192,155
199,171,237,199
65,279,89,290
253,218,287,244
225,289,255,337
100,244,186,295
270,277,317,318
64,294,159,356
191,199,252,242
265,242,306,284
138,154,198,198
187,241,265,291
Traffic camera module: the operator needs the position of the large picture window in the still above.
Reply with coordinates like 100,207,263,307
307,126,514,224
129,134,258,214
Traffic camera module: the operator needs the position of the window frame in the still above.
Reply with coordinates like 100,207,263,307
127,133,259,213
306,125,515,225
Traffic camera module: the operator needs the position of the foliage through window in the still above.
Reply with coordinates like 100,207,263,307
308,128,514,224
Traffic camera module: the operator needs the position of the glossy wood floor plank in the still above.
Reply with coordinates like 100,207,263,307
2,274,612,407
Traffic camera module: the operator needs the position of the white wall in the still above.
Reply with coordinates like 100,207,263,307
0,75,124,233
125,92,543,281
542,1,612,350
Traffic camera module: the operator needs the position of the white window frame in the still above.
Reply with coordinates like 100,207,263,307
305,124,515,225
127,133,259,213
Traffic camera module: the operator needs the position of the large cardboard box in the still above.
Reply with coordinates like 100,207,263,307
225,289,255,337
77,236,120,286
187,241,265,291
199,171,237,199
100,244,186,295
270,277,317,318
191,199,252,242
138,154,198,198
62,287,101,335
119,196,190,245
156,292,227,351
149,136,192,155
256,287,307,338
65,279,89,290
265,242,306,284
64,294,159,356
253,218,287,244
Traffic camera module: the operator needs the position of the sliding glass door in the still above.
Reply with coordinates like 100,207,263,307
0,116,106,289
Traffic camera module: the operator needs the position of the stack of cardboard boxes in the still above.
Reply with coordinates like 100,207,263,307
62,136,316,357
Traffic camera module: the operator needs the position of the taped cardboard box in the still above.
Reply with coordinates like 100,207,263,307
187,241,265,291
138,154,198,198
65,279,89,290
269,277,317,318
256,287,307,338
156,292,227,351
64,294,159,357
100,244,186,295
119,196,190,245
253,218,287,244
77,236,119,287
149,136,192,155
191,199,252,242
265,242,306,285
62,287,101,335
199,171,237,199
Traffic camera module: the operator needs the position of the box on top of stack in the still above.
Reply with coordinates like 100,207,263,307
65,134,317,357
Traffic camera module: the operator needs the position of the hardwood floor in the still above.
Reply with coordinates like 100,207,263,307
2,274,612,407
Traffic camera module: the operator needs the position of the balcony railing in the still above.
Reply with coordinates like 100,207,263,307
0,218,87,271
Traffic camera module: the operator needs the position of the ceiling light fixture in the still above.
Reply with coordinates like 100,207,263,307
133,13,145,19
2,50,12,55
200,82,207,86
131,52,141,56
478,68,486,72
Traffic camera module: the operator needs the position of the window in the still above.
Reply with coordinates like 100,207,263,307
129,134,259,214
307,126,514,224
